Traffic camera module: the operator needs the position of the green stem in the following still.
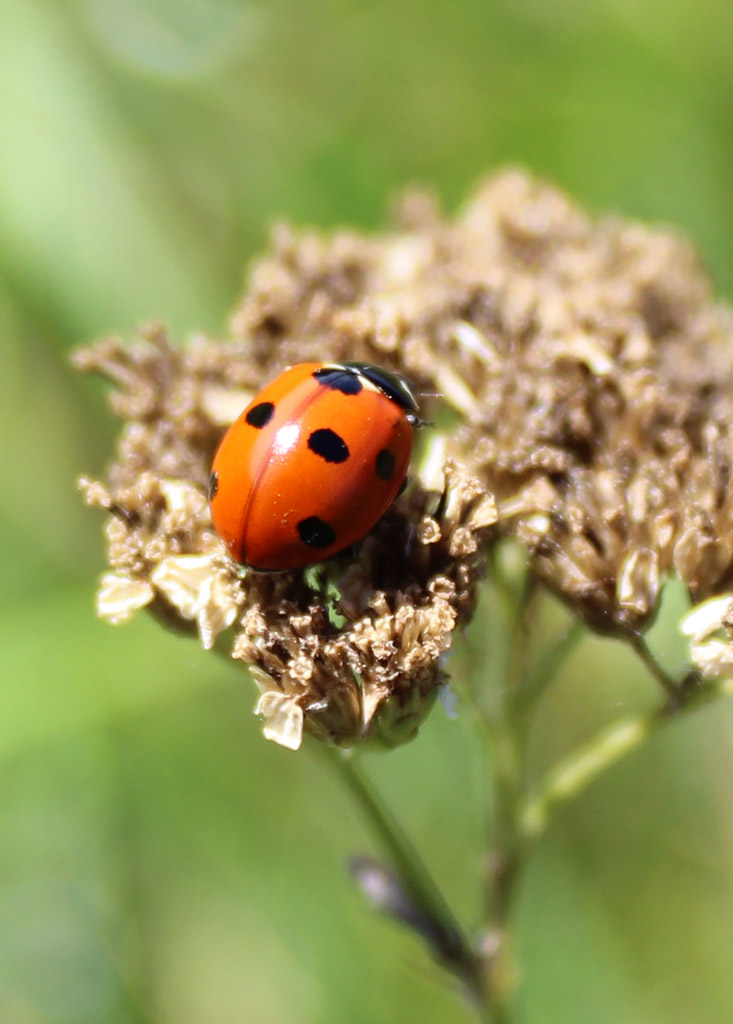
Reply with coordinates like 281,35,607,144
474,567,541,1018
519,674,733,841
480,728,520,1024
333,752,458,932
320,747,489,1012
628,631,680,701
514,618,586,712
491,616,586,892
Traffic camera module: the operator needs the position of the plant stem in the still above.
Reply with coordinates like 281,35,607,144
519,674,733,840
514,618,586,712
320,747,490,1012
474,566,540,1018
519,713,650,839
628,631,680,701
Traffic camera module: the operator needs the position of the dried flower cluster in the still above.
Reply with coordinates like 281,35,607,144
75,326,496,749
77,169,733,745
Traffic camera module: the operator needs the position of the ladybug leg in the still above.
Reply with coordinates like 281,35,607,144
406,413,433,429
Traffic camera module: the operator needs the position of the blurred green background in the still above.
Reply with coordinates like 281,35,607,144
3,0,733,1021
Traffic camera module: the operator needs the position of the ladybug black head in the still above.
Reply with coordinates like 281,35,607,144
338,361,419,414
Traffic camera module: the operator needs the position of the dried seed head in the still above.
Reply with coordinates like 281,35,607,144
223,169,733,632
78,169,733,742
80,472,242,648
229,466,495,749
77,324,494,748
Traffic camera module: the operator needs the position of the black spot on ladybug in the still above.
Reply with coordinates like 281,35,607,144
308,428,350,463
245,401,275,428
297,516,337,549
208,471,219,501
375,449,396,480
313,367,363,396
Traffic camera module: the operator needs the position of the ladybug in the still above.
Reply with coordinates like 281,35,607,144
209,361,421,571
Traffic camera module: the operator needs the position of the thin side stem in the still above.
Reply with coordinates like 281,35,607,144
514,618,587,713
519,674,733,841
320,747,489,1012
628,631,680,701
333,751,460,935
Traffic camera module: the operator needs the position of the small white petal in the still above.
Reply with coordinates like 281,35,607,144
196,575,239,650
434,365,481,418
467,493,498,530
158,479,204,516
151,553,215,618
617,548,659,615
452,321,502,369
382,236,432,283
690,639,733,678
552,333,615,376
418,435,448,491
247,664,278,693
679,595,733,641
255,692,304,750
498,477,557,518
97,574,154,624
361,685,389,729
200,384,252,426
522,513,552,537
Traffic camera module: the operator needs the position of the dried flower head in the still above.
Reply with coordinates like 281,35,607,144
75,325,495,749
77,169,733,748
225,170,733,633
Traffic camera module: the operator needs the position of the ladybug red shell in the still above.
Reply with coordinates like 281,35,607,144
209,361,420,571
